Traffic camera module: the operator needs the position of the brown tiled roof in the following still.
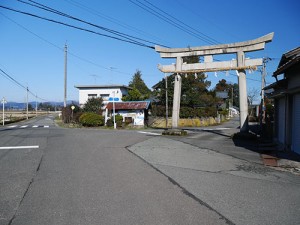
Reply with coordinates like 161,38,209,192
106,101,150,110
273,47,300,76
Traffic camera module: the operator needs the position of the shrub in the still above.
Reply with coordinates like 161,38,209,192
106,114,123,127
73,112,83,123
106,119,114,127
83,97,103,114
151,104,172,117
79,112,104,127
180,107,195,118
62,104,82,123
115,114,123,127
62,107,72,123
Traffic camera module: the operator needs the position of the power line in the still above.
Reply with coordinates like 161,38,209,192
0,67,49,102
0,68,27,90
173,0,241,41
15,0,169,48
23,0,167,47
142,0,220,44
129,0,219,45
63,0,172,47
0,11,63,51
0,4,155,49
0,12,133,77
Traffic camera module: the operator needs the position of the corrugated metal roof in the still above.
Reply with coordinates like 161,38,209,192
273,47,300,76
106,101,150,110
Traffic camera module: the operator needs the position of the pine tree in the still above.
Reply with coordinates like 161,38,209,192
128,70,151,99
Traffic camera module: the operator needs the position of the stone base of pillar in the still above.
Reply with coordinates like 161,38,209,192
162,129,187,136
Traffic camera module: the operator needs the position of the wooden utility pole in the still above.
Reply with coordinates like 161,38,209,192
2,97,6,126
26,87,29,120
260,57,271,125
165,74,169,128
64,44,68,108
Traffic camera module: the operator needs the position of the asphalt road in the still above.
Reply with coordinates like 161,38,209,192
0,115,230,225
130,117,300,225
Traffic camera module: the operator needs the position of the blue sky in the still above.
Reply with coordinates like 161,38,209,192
0,0,299,103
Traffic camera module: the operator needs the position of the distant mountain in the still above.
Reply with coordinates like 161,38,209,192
4,101,79,110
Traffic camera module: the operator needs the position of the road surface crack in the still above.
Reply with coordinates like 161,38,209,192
8,154,44,225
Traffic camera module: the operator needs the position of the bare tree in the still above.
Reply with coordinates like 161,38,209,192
248,87,260,116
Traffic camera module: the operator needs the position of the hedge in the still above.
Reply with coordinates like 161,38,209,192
79,112,104,127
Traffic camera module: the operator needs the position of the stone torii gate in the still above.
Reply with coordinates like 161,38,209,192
155,33,274,132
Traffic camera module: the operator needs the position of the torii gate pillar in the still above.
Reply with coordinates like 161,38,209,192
238,69,248,132
172,74,182,128
237,51,248,132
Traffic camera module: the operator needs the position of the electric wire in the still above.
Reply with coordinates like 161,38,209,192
129,0,218,45
16,0,169,48
63,0,172,47
23,0,167,47
0,12,133,82
0,4,155,49
0,67,49,101
141,0,220,44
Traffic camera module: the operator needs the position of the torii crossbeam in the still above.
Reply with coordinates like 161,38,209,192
155,33,274,132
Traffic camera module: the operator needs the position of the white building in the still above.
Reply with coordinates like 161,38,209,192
74,85,131,108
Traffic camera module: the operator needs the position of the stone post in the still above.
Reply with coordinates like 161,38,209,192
237,51,249,132
172,74,182,128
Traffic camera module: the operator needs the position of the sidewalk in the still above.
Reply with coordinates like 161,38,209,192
183,117,300,172
129,120,300,225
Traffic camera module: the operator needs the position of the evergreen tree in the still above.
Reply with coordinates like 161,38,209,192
153,55,213,108
128,70,151,99
214,79,239,108
83,97,103,114
122,87,143,101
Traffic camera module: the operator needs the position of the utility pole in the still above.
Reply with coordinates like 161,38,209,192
260,57,271,126
2,97,7,126
64,44,68,108
113,91,116,129
231,87,234,107
165,73,168,129
26,87,29,120
35,94,38,117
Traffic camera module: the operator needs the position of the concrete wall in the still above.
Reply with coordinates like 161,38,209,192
117,110,145,126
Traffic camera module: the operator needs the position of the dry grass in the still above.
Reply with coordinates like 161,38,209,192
151,117,219,128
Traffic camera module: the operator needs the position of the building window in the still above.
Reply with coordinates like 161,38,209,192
100,94,109,101
88,94,97,99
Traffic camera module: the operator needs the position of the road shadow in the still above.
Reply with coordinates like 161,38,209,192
232,123,300,163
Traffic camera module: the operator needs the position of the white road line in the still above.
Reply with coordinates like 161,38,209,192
32,125,38,128
44,125,49,128
8,125,17,128
138,131,161,136
20,125,28,128
0,145,39,150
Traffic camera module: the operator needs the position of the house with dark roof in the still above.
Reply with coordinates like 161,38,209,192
264,47,300,154
105,101,151,126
